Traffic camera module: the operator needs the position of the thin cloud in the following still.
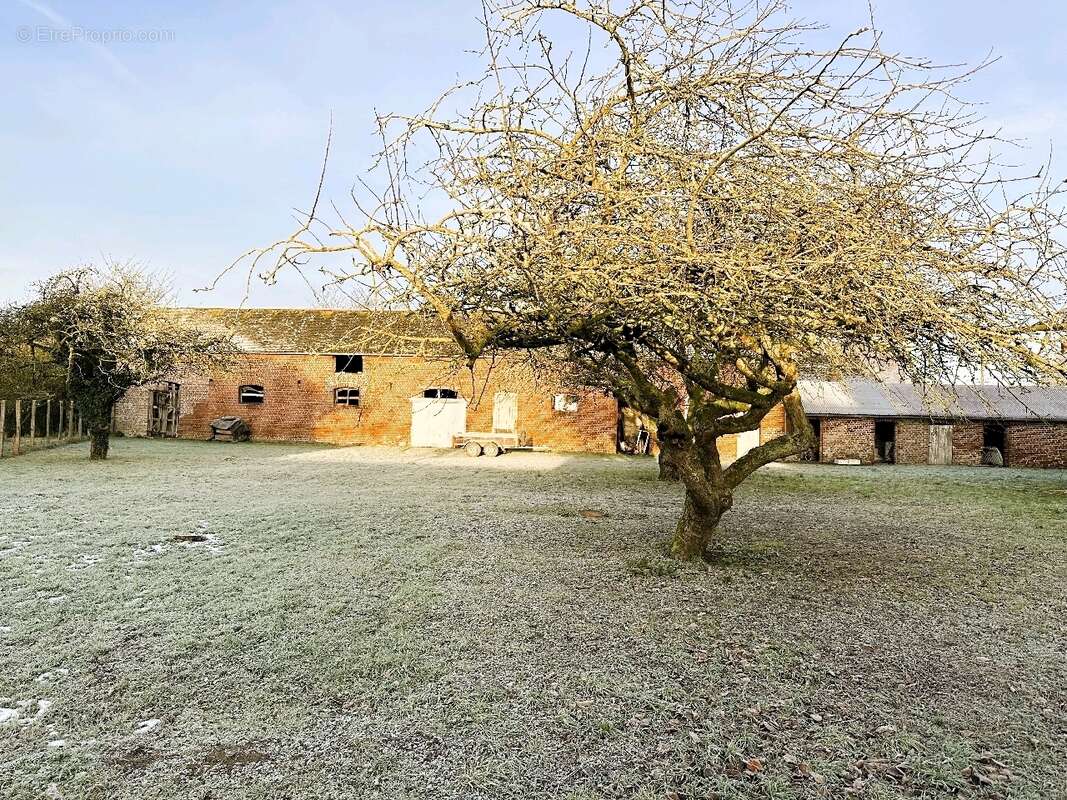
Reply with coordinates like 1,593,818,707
15,0,141,85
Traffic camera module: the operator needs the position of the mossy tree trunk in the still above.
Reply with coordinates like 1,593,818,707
79,399,116,462
665,393,816,560
672,487,732,559
89,427,110,460
657,423,684,481
658,449,681,481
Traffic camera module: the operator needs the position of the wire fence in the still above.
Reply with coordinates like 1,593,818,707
0,397,88,458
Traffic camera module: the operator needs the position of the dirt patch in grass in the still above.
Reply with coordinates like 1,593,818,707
111,745,162,775
172,533,208,543
1,439,1064,799
196,743,271,773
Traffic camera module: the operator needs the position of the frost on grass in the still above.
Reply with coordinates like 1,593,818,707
0,438,1064,800
0,698,53,727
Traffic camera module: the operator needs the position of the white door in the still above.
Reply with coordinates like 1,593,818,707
410,397,467,448
736,428,761,458
493,392,518,432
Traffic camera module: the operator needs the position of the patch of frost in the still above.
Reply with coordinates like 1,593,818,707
67,554,102,570
133,543,167,560
135,718,161,733
36,668,70,683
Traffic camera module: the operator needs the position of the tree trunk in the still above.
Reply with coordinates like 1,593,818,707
658,445,681,481
89,427,110,460
671,489,729,560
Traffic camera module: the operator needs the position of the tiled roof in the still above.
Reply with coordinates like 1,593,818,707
799,378,1067,422
167,307,459,356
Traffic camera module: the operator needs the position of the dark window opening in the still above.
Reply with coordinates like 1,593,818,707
983,423,1006,466
423,388,458,399
238,384,264,404
335,387,361,407
874,420,896,463
334,354,364,374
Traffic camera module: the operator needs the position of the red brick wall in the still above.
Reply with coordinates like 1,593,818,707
951,423,984,466
115,354,618,453
895,420,930,465
819,417,877,463
759,404,787,444
782,416,1067,469
717,434,738,462
1005,422,1067,468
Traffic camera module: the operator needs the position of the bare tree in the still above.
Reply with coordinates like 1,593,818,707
14,265,234,460
244,0,1066,558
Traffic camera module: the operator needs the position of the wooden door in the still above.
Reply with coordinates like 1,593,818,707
149,383,180,437
149,391,166,435
929,425,953,465
493,392,518,433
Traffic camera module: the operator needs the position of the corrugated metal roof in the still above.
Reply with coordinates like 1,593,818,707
799,379,1067,422
166,308,458,356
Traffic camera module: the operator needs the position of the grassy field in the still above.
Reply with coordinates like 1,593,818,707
1,439,1065,799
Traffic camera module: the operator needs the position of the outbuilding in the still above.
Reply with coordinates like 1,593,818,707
113,308,620,453
799,379,1067,468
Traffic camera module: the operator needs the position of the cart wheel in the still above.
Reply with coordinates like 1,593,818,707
464,440,484,457
483,441,502,458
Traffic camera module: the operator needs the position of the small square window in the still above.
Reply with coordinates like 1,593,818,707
334,354,363,374
238,385,264,404
335,387,361,407
424,388,458,399
553,393,578,412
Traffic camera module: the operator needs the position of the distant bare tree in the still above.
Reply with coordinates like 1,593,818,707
245,0,1066,558
13,265,234,460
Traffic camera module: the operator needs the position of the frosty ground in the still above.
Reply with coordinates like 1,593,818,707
1,439,1064,799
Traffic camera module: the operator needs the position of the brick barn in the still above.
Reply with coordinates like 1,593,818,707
114,308,623,453
113,307,792,457
799,379,1067,468
111,310,1067,467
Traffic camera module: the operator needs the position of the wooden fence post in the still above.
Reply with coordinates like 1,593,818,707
68,401,75,439
45,398,52,444
14,399,22,456
58,402,64,444
29,399,37,448
0,400,6,457
77,413,83,438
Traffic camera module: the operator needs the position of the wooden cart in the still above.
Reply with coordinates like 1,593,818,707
453,431,529,457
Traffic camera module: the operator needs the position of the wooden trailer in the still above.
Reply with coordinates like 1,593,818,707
453,431,530,457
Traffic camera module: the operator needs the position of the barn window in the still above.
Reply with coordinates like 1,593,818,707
335,387,361,407
334,354,363,374
423,388,458,399
553,393,579,413
238,385,264,404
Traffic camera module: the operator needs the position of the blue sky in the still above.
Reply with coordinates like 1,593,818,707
2,0,1066,307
